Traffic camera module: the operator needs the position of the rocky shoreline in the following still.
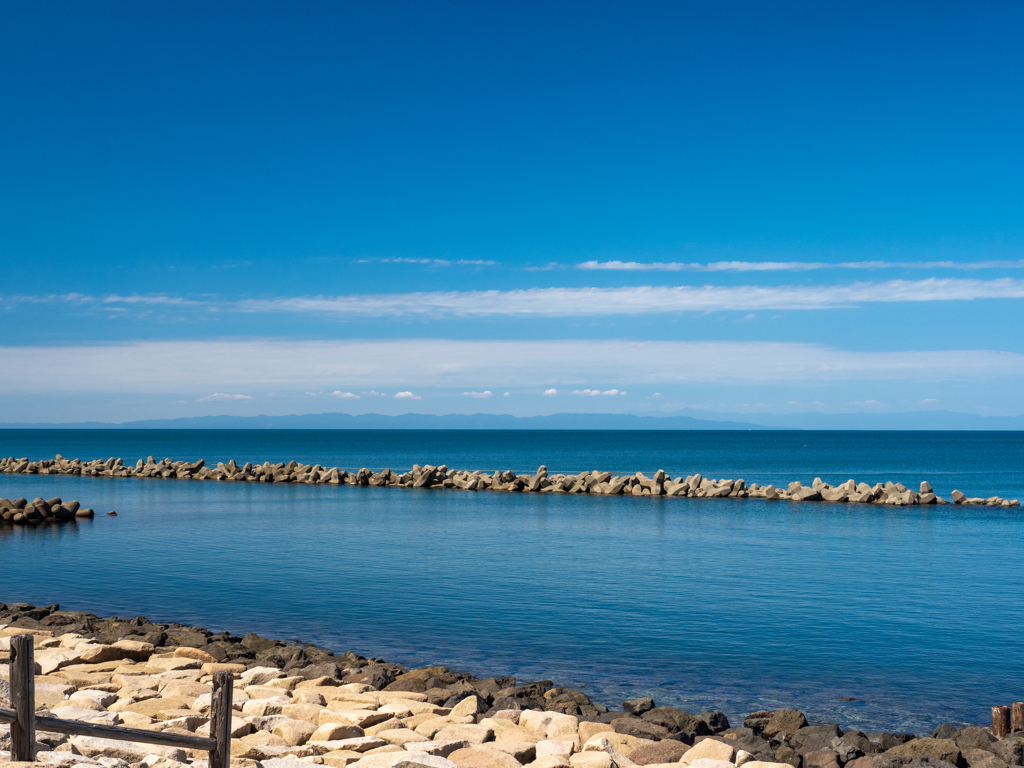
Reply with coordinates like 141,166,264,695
1,602,1021,768
1,455,1019,509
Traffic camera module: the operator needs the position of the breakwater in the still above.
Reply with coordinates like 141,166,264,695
0,495,101,525
1,454,1019,508
2,600,1021,768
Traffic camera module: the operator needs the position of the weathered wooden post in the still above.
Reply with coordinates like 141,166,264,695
994,705,1012,737
11,634,36,761
208,670,234,768
1012,702,1024,734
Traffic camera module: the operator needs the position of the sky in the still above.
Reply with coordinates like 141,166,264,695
2,1,1024,423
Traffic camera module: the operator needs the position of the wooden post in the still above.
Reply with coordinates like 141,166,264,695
11,634,36,761
1012,702,1024,733
994,705,1012,737
208,670,234,768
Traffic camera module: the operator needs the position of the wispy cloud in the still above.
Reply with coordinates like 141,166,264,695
394,391,421,400
578,259,1024,272
197,393,252,402
8,277,1024,321
461,391,493,398
236,279,1024,318
572,389,627,396
330,391,360,399
2,339,1023,395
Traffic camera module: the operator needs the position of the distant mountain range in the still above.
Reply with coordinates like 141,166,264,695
1,409,1022,430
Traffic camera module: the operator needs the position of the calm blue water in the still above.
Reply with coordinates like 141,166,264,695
2,430,1024,735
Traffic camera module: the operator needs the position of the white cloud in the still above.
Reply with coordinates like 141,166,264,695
197,393,252,402
394,391,421,400
572,389,627,396
461,391,493,398
648,393,662,399
1,339,1024,396
920,398,938,403
503,392,511,397
577,259,1024,272
457,260,497,266
330,391,360,399
234,278,1024,318
10,276,1024,322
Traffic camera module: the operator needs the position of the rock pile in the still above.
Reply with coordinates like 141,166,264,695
2,603,1023,768
1,455,1019,508
0,495,96,525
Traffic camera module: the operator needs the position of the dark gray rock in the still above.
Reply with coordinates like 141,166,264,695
775,745,802,768
886,738,964,767
624,697,656,715
613,716,670,741
793,725,842,753
628,740,688,765
642,707,711,738
954,729,999,755
698,712,731,733
765,710,810,739
870,735,917,752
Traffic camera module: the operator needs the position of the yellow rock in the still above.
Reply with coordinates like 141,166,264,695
681,740,735,766
282,702,328,724
273,719,318,746
311,723,366,742
577,724,613,745
319,709,394,729
448,747,524,768
495,727,543,745
120,695,196,717
173,647,217,663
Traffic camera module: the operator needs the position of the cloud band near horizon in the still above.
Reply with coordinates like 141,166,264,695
1,339,1022,395
5,277,1024,319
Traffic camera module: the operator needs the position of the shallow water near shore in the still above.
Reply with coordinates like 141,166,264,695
2,429,1024,736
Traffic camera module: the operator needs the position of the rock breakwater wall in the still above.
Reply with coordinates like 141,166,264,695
1,600,1021,768
0,494,98,525
1,455,1019,508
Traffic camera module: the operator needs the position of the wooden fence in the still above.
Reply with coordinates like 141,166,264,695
1,635,231,767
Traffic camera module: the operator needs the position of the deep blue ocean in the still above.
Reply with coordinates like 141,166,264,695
2,429,1023,735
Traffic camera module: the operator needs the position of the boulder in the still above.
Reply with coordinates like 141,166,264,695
272,719,317,745
623,699,655,716
629,741,688,766
569,754,613,768
682,740,736,765
886,739,962,766
612,718,668,741
962,749,1008,768
641,708,710,739
697,713,730,734
348,753,458,768
953,729,998,756
433,725,495,745
763,711,808,739
447,748,523,768
792,726,841,753
312,724,367,742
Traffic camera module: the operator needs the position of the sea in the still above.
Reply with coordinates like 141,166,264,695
2,429,1023,735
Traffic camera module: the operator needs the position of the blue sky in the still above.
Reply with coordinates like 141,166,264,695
2,1,1023,422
